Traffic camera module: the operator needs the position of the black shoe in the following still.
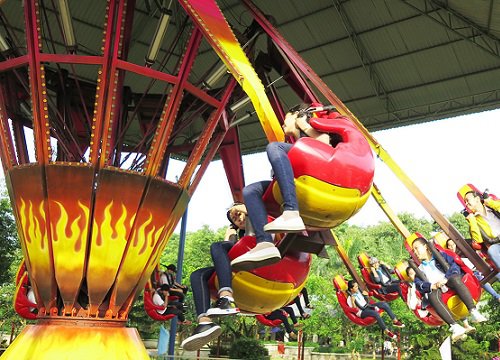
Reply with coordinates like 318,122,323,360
206,297,239,317
181,323,222,351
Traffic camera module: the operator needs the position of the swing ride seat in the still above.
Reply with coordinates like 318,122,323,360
143,281,176,322
332,275,381,327
261,106,374,229
394,261,444,327
14,269,38,320
255,310,288,327
207,235,311,314
357,253,399,302
405,233,482,320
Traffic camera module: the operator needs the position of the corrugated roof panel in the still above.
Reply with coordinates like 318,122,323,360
449,0,500,37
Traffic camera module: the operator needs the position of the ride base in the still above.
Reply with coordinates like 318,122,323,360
1,319,149,360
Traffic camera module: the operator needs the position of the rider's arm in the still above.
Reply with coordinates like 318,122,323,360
295,114,330,144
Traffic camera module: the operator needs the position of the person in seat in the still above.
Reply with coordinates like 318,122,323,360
346,280,404,340
368,257,403,299
262,307,302,340
460,187,500,270
159,264,187,302
181,203,246,351
406,266,473,341
231,104,331,271
411,237,487,325
285,287,313,319
152,284,190,325
445,239,500,303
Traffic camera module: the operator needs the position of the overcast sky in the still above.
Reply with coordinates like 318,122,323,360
171,107,500,233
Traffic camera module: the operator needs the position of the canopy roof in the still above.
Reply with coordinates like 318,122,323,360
1,0,499,156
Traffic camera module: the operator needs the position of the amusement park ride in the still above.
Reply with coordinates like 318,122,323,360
0,1,497,359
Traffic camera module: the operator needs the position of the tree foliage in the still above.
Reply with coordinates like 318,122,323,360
0,183,497,360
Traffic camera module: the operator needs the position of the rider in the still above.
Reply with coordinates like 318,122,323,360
181,203,246,351
346,280,404,340
406,266,473,341
411,237,487,324
368,257,403,299
460,187,500,270
231,103,331,271
445,238,500,303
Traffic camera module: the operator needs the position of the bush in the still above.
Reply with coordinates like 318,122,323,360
228,337,269,360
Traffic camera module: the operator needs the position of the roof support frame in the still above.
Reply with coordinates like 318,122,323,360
401,0,500,60
332,0,398,119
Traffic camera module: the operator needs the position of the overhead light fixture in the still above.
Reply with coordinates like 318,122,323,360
56,0,77,51
229,96,251,113
0,33,10,52
202,32,261,89
202,64,228,90
145,7,172,66
230,111,254,128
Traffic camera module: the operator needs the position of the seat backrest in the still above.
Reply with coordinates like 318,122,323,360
333,275,348,292
255,313,286,327
143,282,175,322
357,253,370,269
13,272,37,320
431,231,449,249
332,275,378,327
394,261,410,282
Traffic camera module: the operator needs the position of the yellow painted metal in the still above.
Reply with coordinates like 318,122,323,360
370,183,411,239
179,0,284,143
1,324,149,360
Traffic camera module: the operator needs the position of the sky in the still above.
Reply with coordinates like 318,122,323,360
2,108,498,234
170,107,500,233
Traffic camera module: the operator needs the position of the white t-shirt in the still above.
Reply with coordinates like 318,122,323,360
152,292,166,314
347,291,367,317
485,208,500,237
27,288,37,312
418,259,446,284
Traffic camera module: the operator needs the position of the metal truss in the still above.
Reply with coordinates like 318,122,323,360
401,0,500,60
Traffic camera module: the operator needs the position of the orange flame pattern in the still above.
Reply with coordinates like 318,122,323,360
18,198,53,308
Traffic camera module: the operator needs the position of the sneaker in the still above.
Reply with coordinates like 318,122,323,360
392,319,405,328
263,212,306,233
289,331,298,340
206,297,240,317
181,323,222,351
293,322,304,328
385,330,397,340
469,309,487,323
450,324,467,342
231,243,281,271
463,324,476,334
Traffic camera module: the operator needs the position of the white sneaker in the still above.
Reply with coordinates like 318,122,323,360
463,325,476,334
450,324,467,342
469,309,487,323
263,212,306,233
230,242,281,271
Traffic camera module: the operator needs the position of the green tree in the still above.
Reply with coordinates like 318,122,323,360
0,187,24,342
0,194,19,285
